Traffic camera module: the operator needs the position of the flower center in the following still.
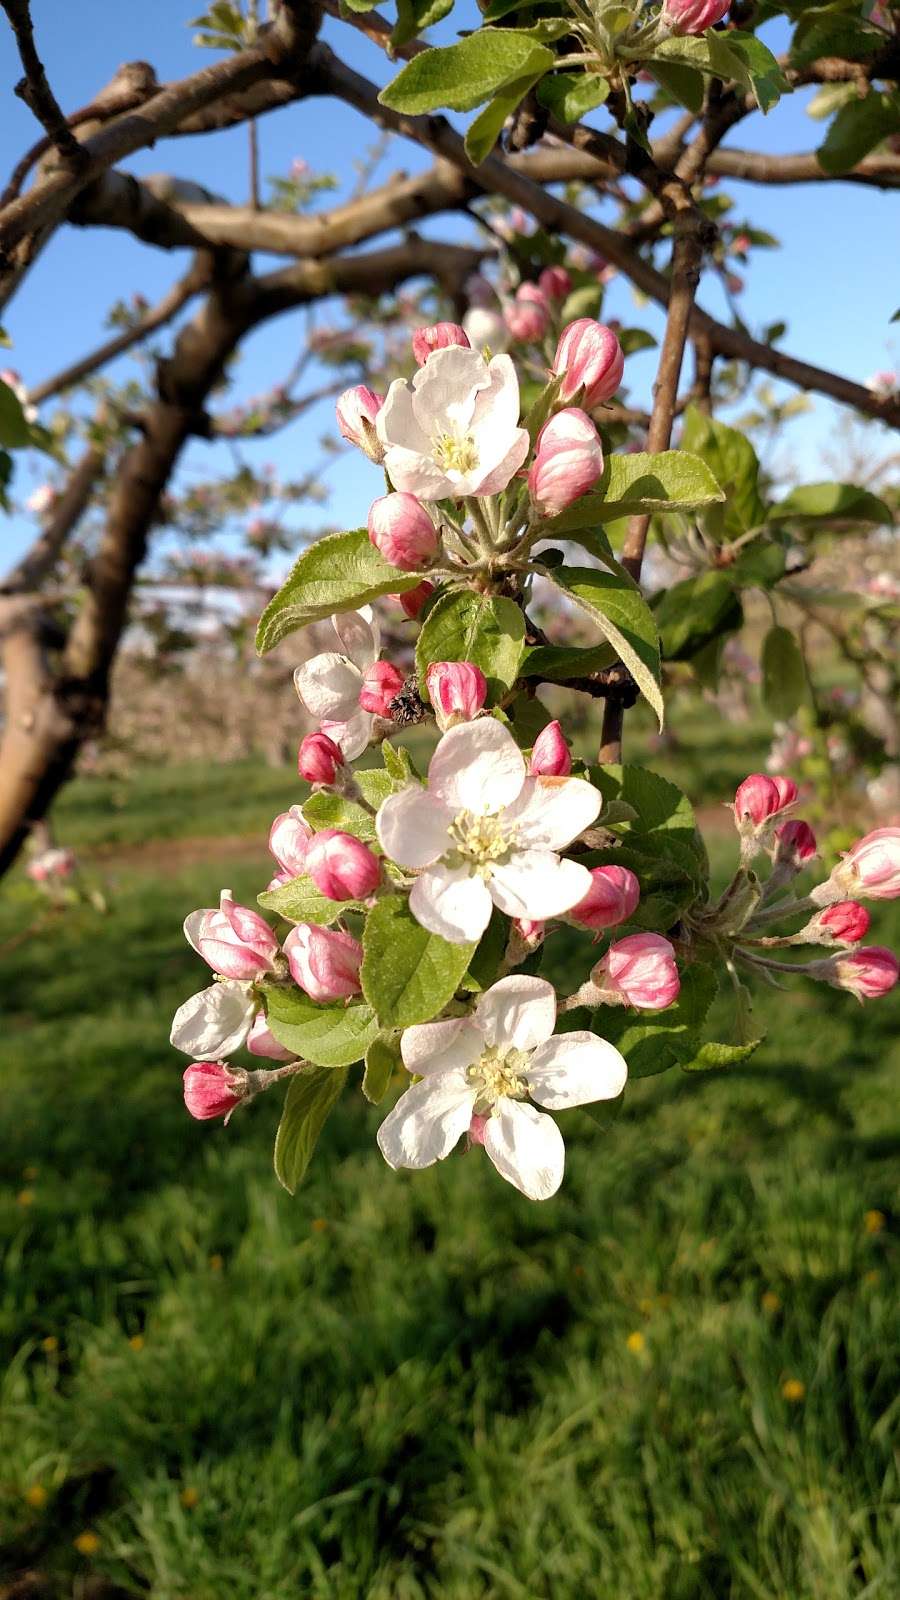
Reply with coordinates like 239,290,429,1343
433,429,479,476
446,809,514,875
466,1044,530,1113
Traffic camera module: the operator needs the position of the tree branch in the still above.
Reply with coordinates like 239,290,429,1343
2,442,106,593
1,0,88,169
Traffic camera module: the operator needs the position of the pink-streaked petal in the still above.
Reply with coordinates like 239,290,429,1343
183,909,209,957
376,784,453,868
527,1032,627,1108
293,652,361,721
474,975,556,1052
400,1017,483,1077
482,1099,565,1201
332,607,379,669
409,863,493,944
428,719,525,815
489,851,592,921
377,1070,476,1170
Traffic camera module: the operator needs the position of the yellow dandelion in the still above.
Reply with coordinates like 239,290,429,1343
41,1335,59,1353
761,1291,782,1314
24,1484,47,1509
626,1330,646,1355
128,1334,145,1352
209,1254,223,1271
311,1218,328,1233
73,1530,101,1556
864,1209,886,1235
180,1486,200,1510
782,1378,805,1403
16,1189,35,1207
23,1165,39,1181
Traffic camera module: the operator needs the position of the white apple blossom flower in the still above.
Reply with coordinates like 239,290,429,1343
377,975,627,1200
293,607,380,760
170,979,256,1059
376,718,600,943
375,345,530,500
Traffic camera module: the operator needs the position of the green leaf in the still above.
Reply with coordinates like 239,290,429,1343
770,482,894,526
590,763,708,883
655,570,743,662
355,765,395,809
520,641,616,682
379,28,554,115
761,625,807,720
648,60,705,114
273,1066,348,1194
536,71,610,123
579,841,697,931
302,791,377,843
791,17,883,70
361,896,476,1027
0,379,31,448
462,908,508,993
543,565,664,729
681,1037,761,1071
362,1036,402,1104
266,987,380,1068
465,55,550,165
545,449,724,532
706,29,789,114
560,283,604,324
258,876,358,926
594,965,718,1079
416,590,525,699
817,91,900,176
679,405,765,538
617,327,658,356
729,538,786,590
256,529,419,654
392,0,454,50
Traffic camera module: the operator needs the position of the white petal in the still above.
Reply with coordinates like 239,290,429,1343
410,345,488,437
183,909,207,957
471,426,530,496
377,1069,476,1170
170,981,255,1059
322,710,373,761
475,975,557,1052
503,775,602,850
376,785,453,868
472,353,522,442
409,862,493,943
376,375,430,454
527,1032,628,1108
482,1100,565,1201
293,652,361,721
489,851,592,920
381,444,453,501
332,607,378,669
428,719,525,815
400,1017,483,1076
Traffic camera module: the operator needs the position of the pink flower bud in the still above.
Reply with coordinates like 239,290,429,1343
468,1112,489,1147
774,820,817,870
771,776,799,811
393,579,434,619
336,385,385,463
368,493,439,571
538,265,572,302
528,407,604,517
529,721,572,777
284,922,363,1001
553,319,625,407
514,918,545,945
811,946,899,1001
425,660,487,731
505,283,552,343
591,932,680,1010
572,865,641,932
828,827,900,901
807,902,871,946
359,660,405,717
246,1012,296,1060
268,805,312,879
298,731,344,785
733,773,796,830
662,0,730,34
183,1061,245,1121
305,829,381,901
411,322,470,365
184,891,280,980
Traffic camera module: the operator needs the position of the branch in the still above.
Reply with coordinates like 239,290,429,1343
708,147,900,189
0,0,88,168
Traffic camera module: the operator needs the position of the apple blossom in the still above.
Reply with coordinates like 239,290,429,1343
462,306,509,352
367,493,439,570
538,265,572,301
184,891,280,980
811,826,900,904
293,608,381,760
335,385,385,463
805,902,870,946
26,846,76,882
305,829,381,901
375,345,530,500
572,865,640,932
246,1013,296,1060
553,320,625,408
591,933,680,1010
284,922,363,1001
376,718,600,943
529,721,572,778
25,483,55,516
411,322,470,365
170,980,256,1059
425,660,487,731
528,408,605,517
183,1061,246,1121
377,975,628,1200
298,731,344,785
359,660,405,717
809,946,899,1001
505,283,551,343
662,0,730,34
268,805,312,879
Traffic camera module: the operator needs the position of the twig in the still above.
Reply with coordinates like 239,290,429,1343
1,0,87,168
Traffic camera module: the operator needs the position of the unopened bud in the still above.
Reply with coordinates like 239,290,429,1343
804,902,870,946
425,660,487,731
529,721,572,777
359,660,406,717
538,265,572,302
505,282,552,343
812,826,900,905
393,579,434,618
809,945,898,1001
773,819,817,870
247,1012,296,1060
572,865,640,932
305,829,381,900
462,306,509,352
591,932,680,1011
298,731,344,785
553,319,625,407
368,492,439,571
662,0,730,36
284,922,364,1001
268,805,312,879
528,407,604,517
183,1061,246,1121
411,322,470,365
336,386,385,463
183,890,280,980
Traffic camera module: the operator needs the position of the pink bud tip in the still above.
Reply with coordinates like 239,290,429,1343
734,773,796,829
832,827,900,901
538,265,572,302
268,804,312,879
514,918,545,944
815,945,899,1001
529,721,572,777
393,579,434,619
528,407,604,517
661,0,730,34
411,322,470,366
335,385,384,463
284,922,364,1001
425,660,487,731
359,660,406,717
592,932,679,1010
504,282,552,344
572,865,641,932
298,731,344,785
774,819,817,868
810,902,871,946
368,492,439,571
184,890,280,980
246,1013,295,1060
304,829,381,901
553,319,625,408
468,1112,489,1147
183,1062,244,1121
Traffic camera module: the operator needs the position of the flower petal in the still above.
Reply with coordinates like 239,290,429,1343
169,981,255,1059
321,710,373,761
376,374,430,455
380,445,452,501
293,652,361,721
400,1017,483,1076
183,909,208,957
471,426,530,496
410,344,488,437
376,784,453,868
502,775,601,850
527,1032,627,1108
482,1099,565,1201
377,1069,476,1170
332,607,378,669
428,718,525,815
475,975,557,1052
409,862,493,943
489,851,592,920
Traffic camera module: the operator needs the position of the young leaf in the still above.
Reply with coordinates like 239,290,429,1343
258,876,359,926
817,90,900,175
465,56,553,164
543,565,664,729
256,529,419,654
655,570,743,662
379,29,554,116
0,379,31,448
679,406,766,538
461,908,508,993
648,60,705,114
705,29,789,114
590,763,708,882
362,1036,402,1104
536,71,610,124
416,589,525,698
302,791,377,843
361,895,476,1028
520,641,617,682
274,1066,348,1195
392,0,454,50
545,449,723,532
266,987,381,1067
770,482,894,526
761,625,807,720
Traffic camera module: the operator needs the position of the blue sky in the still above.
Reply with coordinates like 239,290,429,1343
1,0,896,578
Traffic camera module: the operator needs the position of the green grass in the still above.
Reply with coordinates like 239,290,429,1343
1,757,898,1599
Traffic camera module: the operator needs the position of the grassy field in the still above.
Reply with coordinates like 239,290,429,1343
1,742,898,1599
